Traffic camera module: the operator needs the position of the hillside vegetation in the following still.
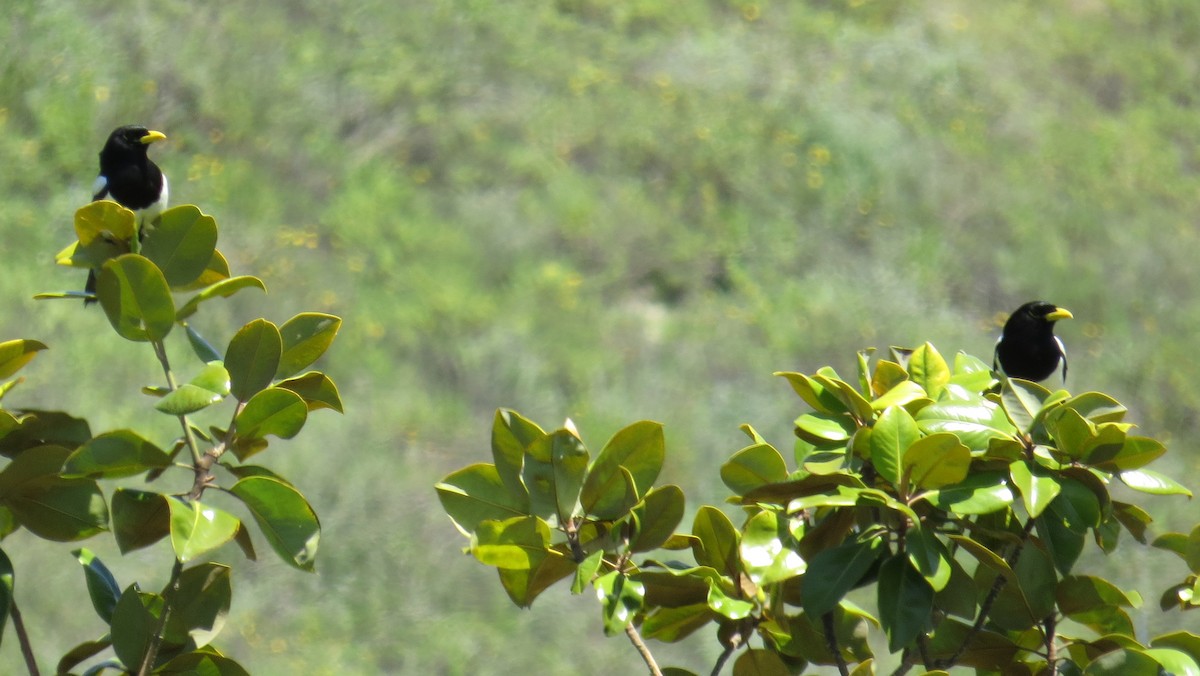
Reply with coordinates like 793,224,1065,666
2,1,1198,672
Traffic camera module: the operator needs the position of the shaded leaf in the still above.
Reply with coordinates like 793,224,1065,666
276,371,344,412
225,319,282,401
96,254,176,342
112,489,170,553
0,340,47,380
230,477,320,571
62,430,170,479
234,388,307,442
141,205,218,287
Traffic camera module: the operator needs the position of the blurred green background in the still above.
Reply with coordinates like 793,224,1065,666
2,0,1199,672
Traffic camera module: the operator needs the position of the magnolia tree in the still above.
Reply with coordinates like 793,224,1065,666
437,344,1199,675
0,201,341,675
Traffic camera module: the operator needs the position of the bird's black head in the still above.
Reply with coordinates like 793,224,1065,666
1010,301,1073,329
102,125,167,156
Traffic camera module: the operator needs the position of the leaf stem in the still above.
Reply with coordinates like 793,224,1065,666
624,623,662,676
11,600,40,676
137,558,182,676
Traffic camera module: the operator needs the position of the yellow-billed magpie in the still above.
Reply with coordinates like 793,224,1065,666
993,301,1073,383
84,125,168,304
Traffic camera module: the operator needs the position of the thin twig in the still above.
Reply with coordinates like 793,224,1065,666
935,516,1038,670
822,611,849,676
10,600,40,676
1044,613,1057,669
137,558,183,676
710,643,736,676
890,648,918,676
624,623,662,676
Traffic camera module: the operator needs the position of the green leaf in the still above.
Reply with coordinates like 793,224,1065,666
630,485,685,553
111,489,170,553
0,548,10,647
641,603,717,643
802,537,884,617
923,471,1014,515
73,548,121,624
916,400,1016,451
732,648,790,676
55,637,112,676
1009,461,1062,518
0,340,47,380
1062,391,1127,423
877,553,933,651
551,428,589,521
691,506,739,575
176,276,267,321
903,433,970,489
706,580,753,619
794,411,854,443
491,409,543,505
580,421,664,519
1045,407,1095,459
1112,501,1153,544
110,584,157,670
275,313,342,379
2,454,109,541
739,510,806,586
155,384,225,416
75,200,136,244
907,342,950,400
595,571,644,635
572,550,604,594
1141,649,1200,676
163,563,231,647
96,254,176,342
870,406,919,486
1087,436,1166,472
435,463,529,535
177,248,233,292
234,388,308,442
775,371,846,414
1056,575,1140,617
497,546,575,607
906,526,952,592
1083,648,1164,675
61,430,171,479
140,205,218,287
155,650,250,676
1119,468,1192,496
721,443,788,495
225,319,282,401
1000,378,1051,434
275,371,344,412
870,379,929,411
185,323,223,363
229,477,321,571
166,497,240,562
471,515,551,569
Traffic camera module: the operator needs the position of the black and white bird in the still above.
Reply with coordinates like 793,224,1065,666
85,125,168,303
993,301,1073,383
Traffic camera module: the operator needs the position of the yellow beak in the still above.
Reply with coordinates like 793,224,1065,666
140,130,167,144
1046,307,1073,322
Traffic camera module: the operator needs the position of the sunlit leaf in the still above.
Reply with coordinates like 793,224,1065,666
721,443,788,495
176,275,267,320
275,313,342,379
225,319,282,401
229,477,321,571
140,205,217,287
73,548,121,624
0,340,47,380
96,254,176,342
166,497,240,562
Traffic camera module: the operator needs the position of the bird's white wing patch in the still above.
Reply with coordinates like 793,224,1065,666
91,174,109,200
159,174,169,211
1055,336,1068,383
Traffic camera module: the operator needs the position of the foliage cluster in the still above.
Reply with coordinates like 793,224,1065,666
439,344,1199,675
0,200,340,674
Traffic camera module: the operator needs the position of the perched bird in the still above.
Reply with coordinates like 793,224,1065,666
85,125,169,303
993,301,1073,383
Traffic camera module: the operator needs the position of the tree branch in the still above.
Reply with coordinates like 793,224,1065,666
10,600,40,676
624,623,662,676
822,611,849,676
137,558,183,676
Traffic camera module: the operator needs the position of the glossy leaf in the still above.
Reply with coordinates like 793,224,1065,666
595,571,644,635
552,428,589,521
235,388,308,442
176,248,232,292
186,323,223,363
906,526,951,592
923,471,1013,515
167,497,240,563
230,477,321,571
163,563,231,647
1087,436,1166,472
580,421,664,519
739,510,806,585
907,342,950,400
76,200,136,244
630,485,685,553
1000,378,1051,434
706,580,753,619
794,411,855,444
877,553,933,651
1009,461,1062,518
776,371,846,414
2,452,109,542
155,383,224,415
870,406,919,486
225,319,282,401
802,538,884,617
435,463,529,535
276,371,344,412
1063,391,1127,424
1119,468,1193,496
571,550,604,593
155,650,250,676
491,409,544,504
472,516,551,569
110,584,157,671
870,379,928,411
176,275,267,320
691,506,739,574
903,433,970,489
276,313,342,379
73,548,121,624
61,430,170,479
0,340,47,380
112,489,170,553
721,443,788,495
641,603,717,643
916,400,1015,451
140,205,218,287
96,254,176,342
